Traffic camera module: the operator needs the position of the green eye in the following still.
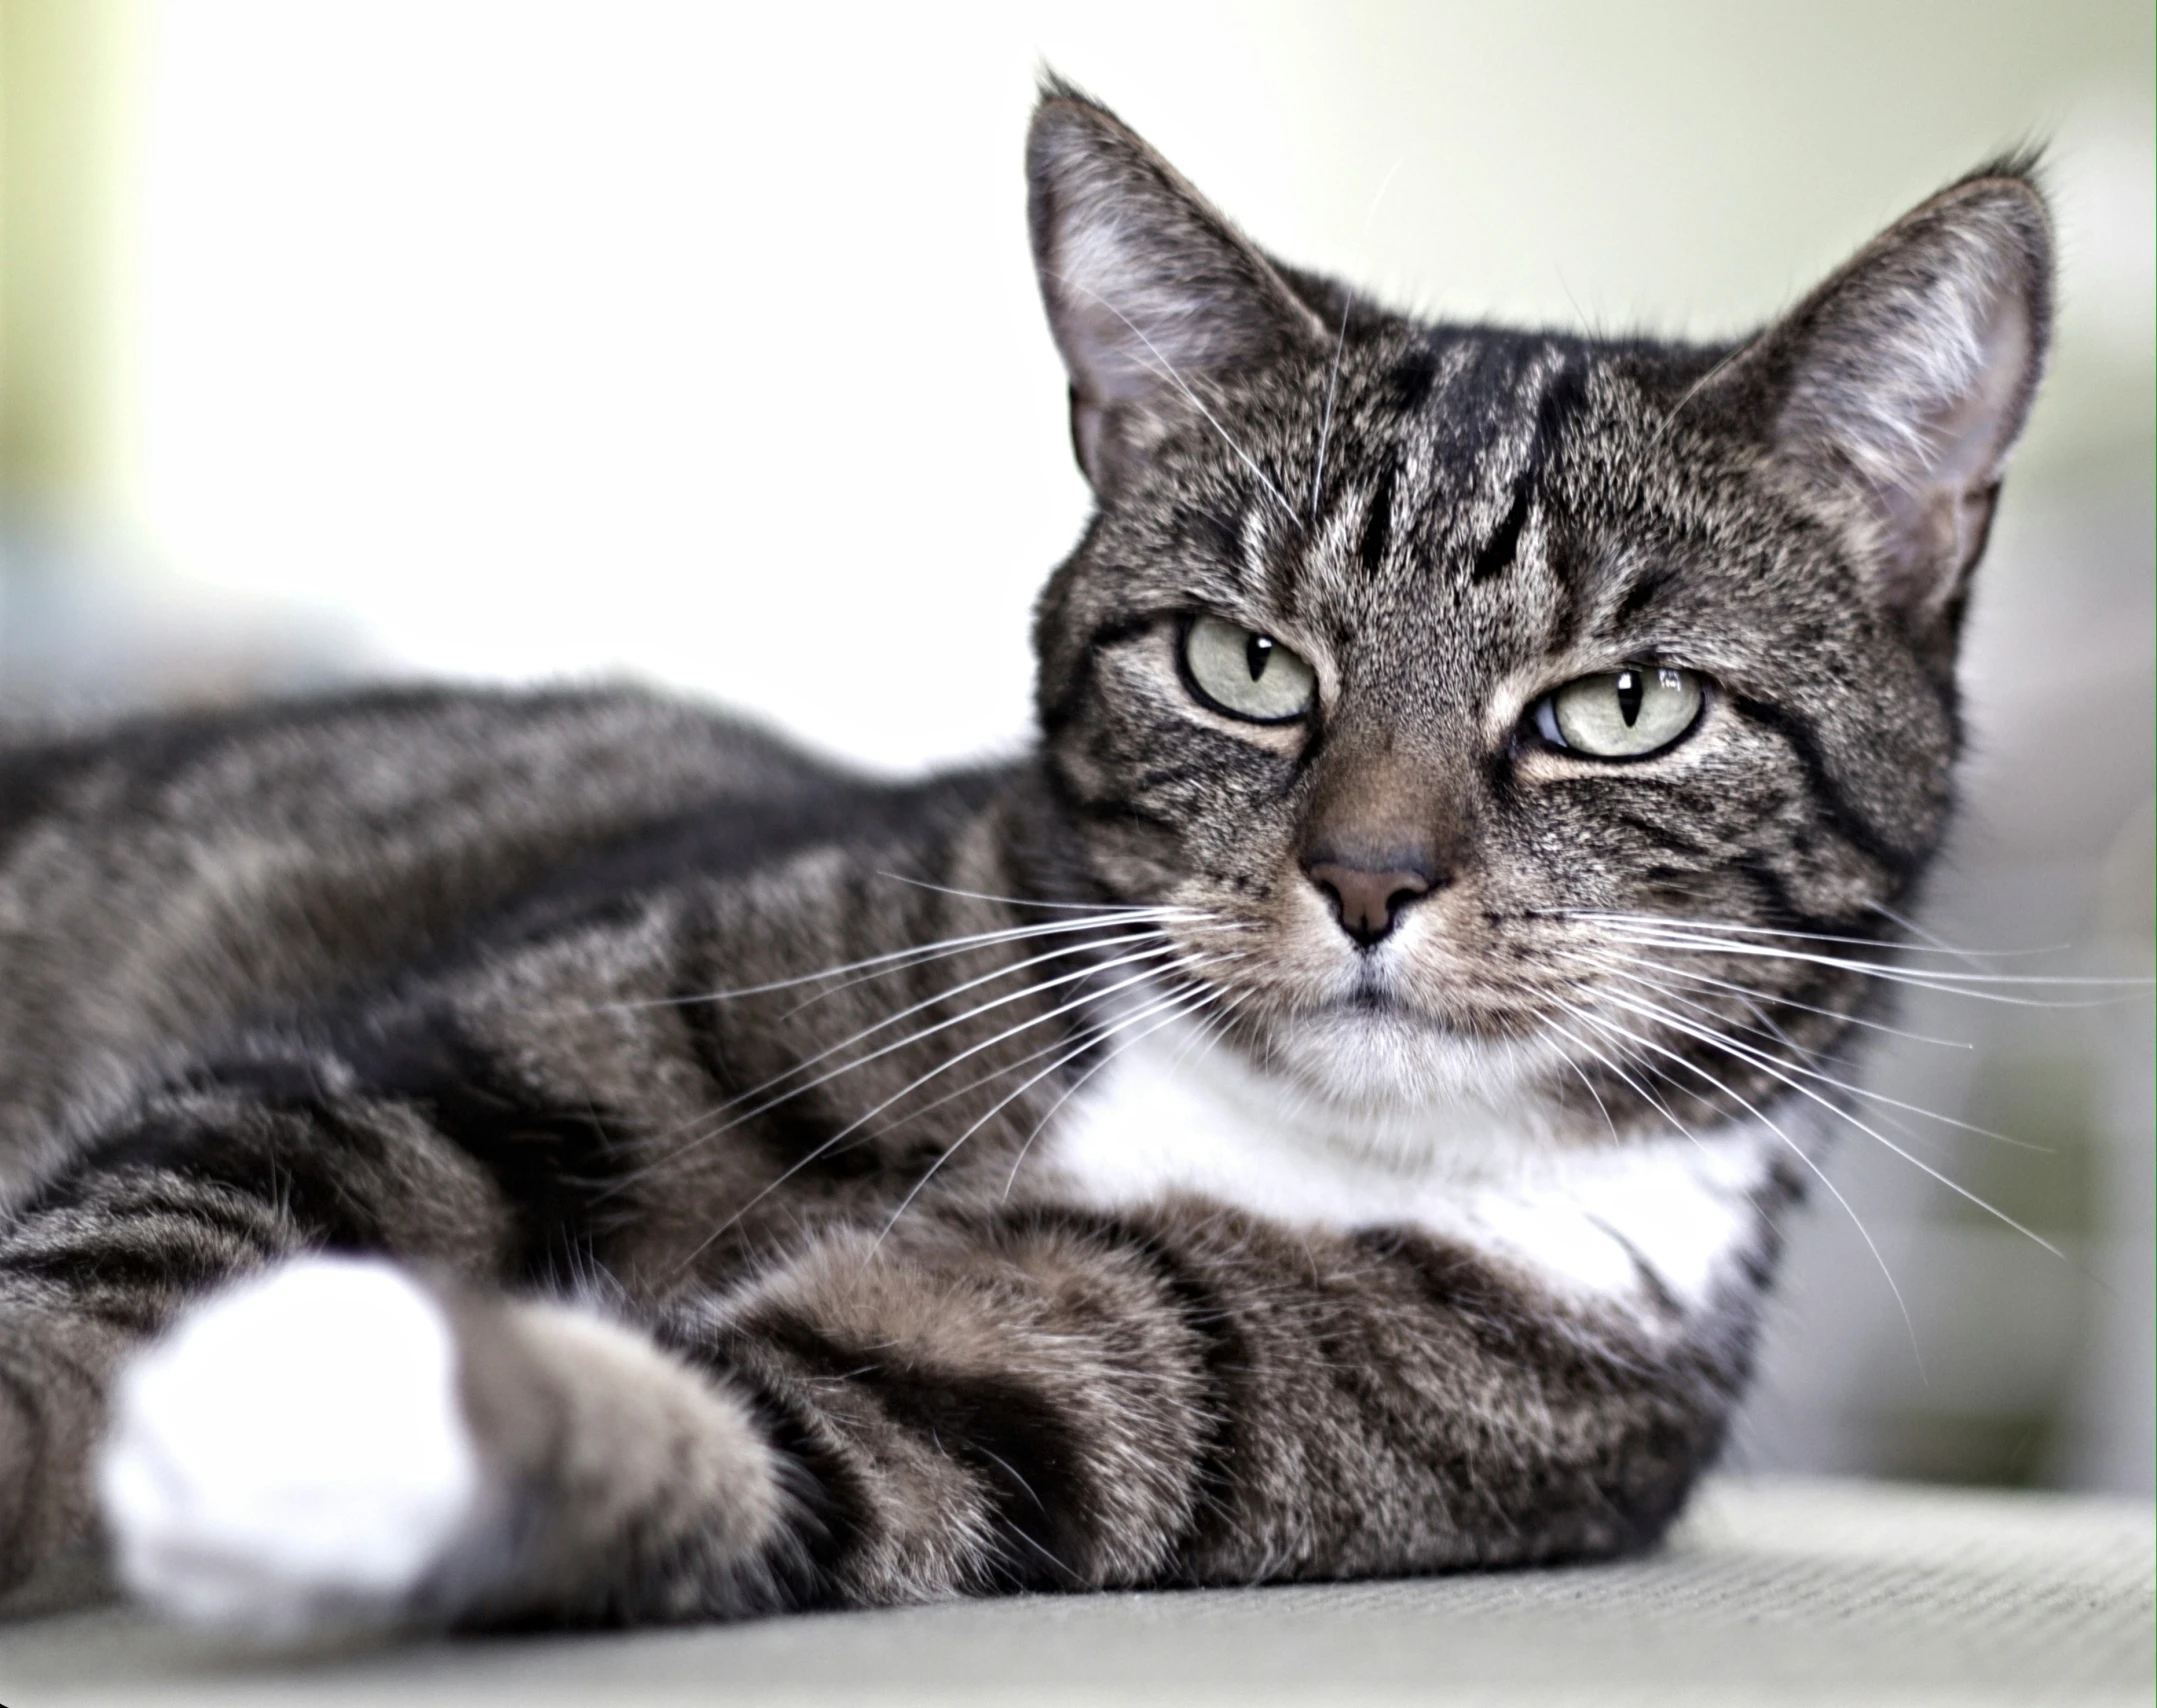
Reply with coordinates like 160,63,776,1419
1537,666,1703,758
1182,616,1318,723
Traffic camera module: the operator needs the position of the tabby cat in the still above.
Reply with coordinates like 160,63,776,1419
0,85,2050,1633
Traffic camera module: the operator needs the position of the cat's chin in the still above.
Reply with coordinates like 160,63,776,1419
1236,1003,1578,1157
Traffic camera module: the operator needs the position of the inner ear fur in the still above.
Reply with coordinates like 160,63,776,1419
1026,80,1325,496
1718,164,2054,652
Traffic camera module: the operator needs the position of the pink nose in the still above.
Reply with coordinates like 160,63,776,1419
1304,861,1433,947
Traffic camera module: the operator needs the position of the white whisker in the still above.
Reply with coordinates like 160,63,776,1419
1576,909,2068,964
604,909,1193,1013
1001,983,1251,1201
617,933,1189,1192
1575,945,1975,1052
877,980,1228,1243
687,938,1191,1141
1588,924,2133,1003
1566,1001,1923,1368
669,953,1234,1267
873,872,1216,917
1865,900,2046,973
1590,984,2064,1259
1039,269,1301,525
1576,952,2040,1151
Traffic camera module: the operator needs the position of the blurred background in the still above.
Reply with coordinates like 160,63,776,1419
1,1,2148,1494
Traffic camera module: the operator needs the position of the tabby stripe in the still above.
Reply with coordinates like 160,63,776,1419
1042,758,1182,837
1386,343,1440,414
1131,763,1223,793
1004,1206,1247,1571
660,1326,872,1611
1348,1226,1535,1360
1040,614,1151,739
1472,478,1532,582
1725,695,1923,878
349,1023,631,1283
1477,358,1587,587
1,1224,255,1295
861,1364,1096,1588
669,925,877,1183
1357,461,1398,576
1611,566,1674,628
112,1181,290,1255
73,1107,390,1253
737,1304,1099,1590
1609,812,1710,857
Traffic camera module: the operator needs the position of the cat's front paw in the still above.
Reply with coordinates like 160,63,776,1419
97,1255,487,1636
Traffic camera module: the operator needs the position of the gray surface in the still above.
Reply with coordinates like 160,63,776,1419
0,1478,2149,1706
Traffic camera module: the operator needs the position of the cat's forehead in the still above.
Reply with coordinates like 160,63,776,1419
1087,308,1768,714
1332,325,1694,550
1231,328,1706,675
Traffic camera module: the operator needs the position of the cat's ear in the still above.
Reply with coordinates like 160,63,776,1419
1028,81,1326,496
1727,163,2053,650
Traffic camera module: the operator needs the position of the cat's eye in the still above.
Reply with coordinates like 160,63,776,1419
1536,666,1703,759
1181,616,1318,723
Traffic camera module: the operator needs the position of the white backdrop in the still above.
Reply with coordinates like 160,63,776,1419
127,1,2150,772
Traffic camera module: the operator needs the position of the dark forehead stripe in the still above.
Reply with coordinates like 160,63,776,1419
1357,460,1398,575
1470,482,1530,583
1471,359,1587,584
1169,502,1243,567
1386,343,1440,414
1610,565,1675,629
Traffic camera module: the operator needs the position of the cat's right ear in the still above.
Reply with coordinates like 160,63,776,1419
1028,82,1324,497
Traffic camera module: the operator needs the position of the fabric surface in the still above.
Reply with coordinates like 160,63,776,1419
1,1477,2149,1706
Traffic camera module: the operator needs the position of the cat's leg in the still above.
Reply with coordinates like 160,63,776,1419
0,1081,511,1597
689,1206,1745,1598
94,1217,1211,1630
98,1203,1739,1631
96,1254,792,1633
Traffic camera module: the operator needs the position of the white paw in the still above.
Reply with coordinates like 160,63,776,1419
97,1255,486,1637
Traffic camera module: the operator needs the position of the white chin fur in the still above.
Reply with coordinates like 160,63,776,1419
97,1255,485,1637
1258,1005,1565,1131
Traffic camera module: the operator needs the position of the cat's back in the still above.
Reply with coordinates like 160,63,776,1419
0,683,825,840
0,684,843,1191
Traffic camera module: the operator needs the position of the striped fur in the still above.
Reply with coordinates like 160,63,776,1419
0,88,2049,1630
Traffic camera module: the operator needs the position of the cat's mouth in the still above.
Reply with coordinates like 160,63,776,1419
1248,985,1566,1117
1337,982,1425,1020
1305,966,1560,1050
1309,980,1469,1042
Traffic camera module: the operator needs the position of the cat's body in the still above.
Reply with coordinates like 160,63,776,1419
0,87,2049,1632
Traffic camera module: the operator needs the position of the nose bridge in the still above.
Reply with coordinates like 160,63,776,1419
1300,716,1473,874
1297,724,1474,948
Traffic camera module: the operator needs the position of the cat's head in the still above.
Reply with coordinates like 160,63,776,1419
1022,84,2051,1139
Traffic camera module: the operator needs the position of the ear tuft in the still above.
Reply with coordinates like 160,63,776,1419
1027,83,1322,494
1739,164,2053,648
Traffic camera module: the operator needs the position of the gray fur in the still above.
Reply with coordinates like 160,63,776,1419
0,87,2050,1624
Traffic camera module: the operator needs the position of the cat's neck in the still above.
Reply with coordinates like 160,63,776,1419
1038,1010,1789,1338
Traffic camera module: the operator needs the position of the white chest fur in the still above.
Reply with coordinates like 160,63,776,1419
1041,1023,1780,1328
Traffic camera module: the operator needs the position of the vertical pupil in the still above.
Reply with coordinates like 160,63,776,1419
1246,633,1273,682
1615,669,1644,727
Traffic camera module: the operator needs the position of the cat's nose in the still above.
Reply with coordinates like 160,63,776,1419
1303,859,1434,948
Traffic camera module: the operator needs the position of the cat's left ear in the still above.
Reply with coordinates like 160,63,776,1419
1727,164,2053,651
